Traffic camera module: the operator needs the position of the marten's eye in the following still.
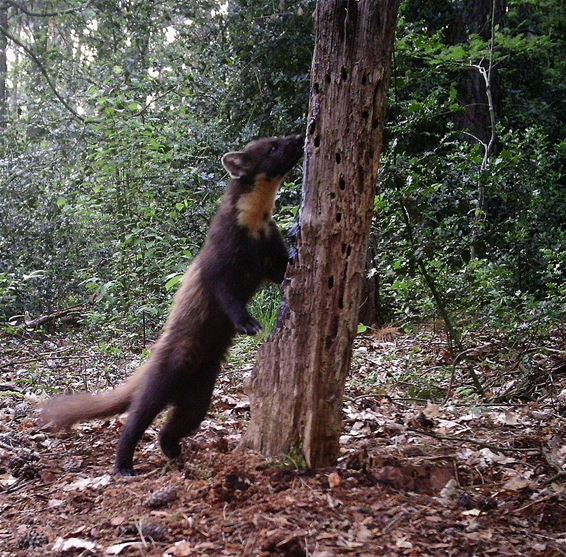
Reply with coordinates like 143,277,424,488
269,144,279,153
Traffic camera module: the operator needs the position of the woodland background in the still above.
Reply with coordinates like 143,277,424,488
0,2,565,555
0,0,565,395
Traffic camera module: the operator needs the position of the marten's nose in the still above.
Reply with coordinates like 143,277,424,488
290,134,304,150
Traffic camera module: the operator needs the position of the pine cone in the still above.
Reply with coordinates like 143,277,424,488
122,521,169,541
19,530,48,549
145,486,178,508
140,523,169,541
9,455,39,480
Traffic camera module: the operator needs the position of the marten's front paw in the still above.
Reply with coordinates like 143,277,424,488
236,316,263,335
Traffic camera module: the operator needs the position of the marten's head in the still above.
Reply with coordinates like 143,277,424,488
221,135,303,237
221,134,303,182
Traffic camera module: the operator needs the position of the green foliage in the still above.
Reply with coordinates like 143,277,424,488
376,0,566,340
0,0,563,354
0,1,313,334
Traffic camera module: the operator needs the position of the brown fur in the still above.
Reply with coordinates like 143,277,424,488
40,365,147,428
40,134,303,475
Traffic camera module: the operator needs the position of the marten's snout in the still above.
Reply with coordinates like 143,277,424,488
289,134,303,154
291,134,303,145
285,134,304,163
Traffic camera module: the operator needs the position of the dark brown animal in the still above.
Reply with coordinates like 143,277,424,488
40,134,303,475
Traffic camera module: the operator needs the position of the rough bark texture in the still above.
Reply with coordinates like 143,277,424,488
243,0,400,467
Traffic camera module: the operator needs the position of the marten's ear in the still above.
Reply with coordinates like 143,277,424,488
221,151,251,178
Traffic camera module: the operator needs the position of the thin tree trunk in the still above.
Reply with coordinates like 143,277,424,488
452,0,506,145
243,0,400,467
358,239,382,327
469,0,502,260
0,5,8,129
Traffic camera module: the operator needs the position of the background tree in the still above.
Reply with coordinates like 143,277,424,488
376,0,565,351
0,1,314,327
0,4,7,129
243,0,400,466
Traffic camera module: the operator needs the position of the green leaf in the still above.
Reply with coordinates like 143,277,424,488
164,273,184,292
448,45,467,61
449,84,458,102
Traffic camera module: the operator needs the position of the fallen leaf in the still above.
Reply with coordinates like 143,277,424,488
395,537,413,549
479,448,516,465
423,402,442,419
503,475,534,491
355,525,373,542
52,536,100,552
63,474,112,492
0,473,17,487
164,540,193,556
69,526,87,536
499,411,521,426
105,541,144,555
328,472,342,489
439,478,458,499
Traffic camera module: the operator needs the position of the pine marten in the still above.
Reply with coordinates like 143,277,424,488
40,134,304,475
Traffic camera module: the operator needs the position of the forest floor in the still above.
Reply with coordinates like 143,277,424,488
0,326,565,557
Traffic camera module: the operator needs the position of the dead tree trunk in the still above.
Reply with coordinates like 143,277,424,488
243,0,400,467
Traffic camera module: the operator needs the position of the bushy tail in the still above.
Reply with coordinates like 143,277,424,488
39,364,148,430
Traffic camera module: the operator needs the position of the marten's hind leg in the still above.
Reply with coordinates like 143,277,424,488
115,373,173,475
159,365,218,460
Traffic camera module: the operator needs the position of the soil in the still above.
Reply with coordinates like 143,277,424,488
0,329,564,556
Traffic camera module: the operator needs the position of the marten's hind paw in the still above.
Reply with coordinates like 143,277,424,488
115,465,136,477
159,435,182,460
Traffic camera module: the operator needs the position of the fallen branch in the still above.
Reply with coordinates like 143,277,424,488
24,305,84,328
0,384,22,393
512,493,561,513
541,471,566,486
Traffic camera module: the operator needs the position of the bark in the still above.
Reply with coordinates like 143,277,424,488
0,5,7,129
243,0,400,467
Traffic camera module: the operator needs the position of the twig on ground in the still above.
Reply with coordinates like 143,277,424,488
542,471,566,486
512,493,560,514
0,354,89,371
444,343,493,403
407,427,540,455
